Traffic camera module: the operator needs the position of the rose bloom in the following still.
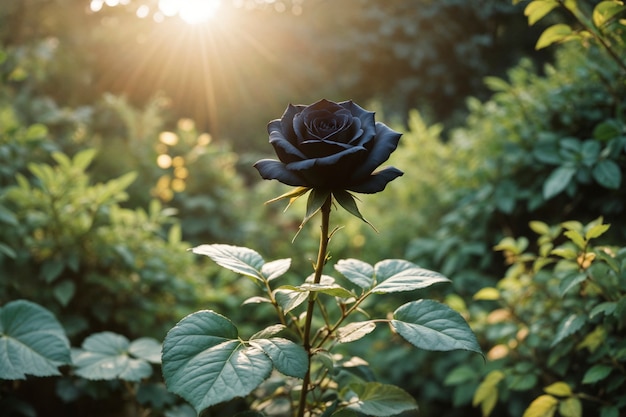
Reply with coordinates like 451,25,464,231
254,99,403,193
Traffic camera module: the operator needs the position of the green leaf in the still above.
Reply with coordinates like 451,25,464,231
295,282,354,298
72,332,157,381
372,259,450,294
333,190,376,231
242,296,272,305
391,300,481,354
590,301,616,319
543,166,576,199
274,288,310,313
559,272,587,296
0,243,16,259
343,382,418,416
261,258,291,281
592,160,622,189
525,0,560,25
523,395,558,417
191,244,264,281
162,310,273,413
41,259,65,283
559,397,582,417
249,338,307,378
300,188,331,229
0,204,18,226
53,280,76,307
0,300,71,380
551,314,586,347
593,120,622,142
582,364,613,384
600,406,619,417
334,258,374,289
336,321,377,343
129,338,162,364
250,324,286,340
536,24,575,49
443,365,477,386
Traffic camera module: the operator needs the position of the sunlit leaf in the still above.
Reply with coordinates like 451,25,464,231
336,321,377,343
129,338,162,364
250,324,286,340
391,300,481,354
72,332,156,381
523,395,558,417
191,244,264,281
536,24,575,50
585,223,610,240
296,283,353,298
162,310,272,413
274,288,310,313
372,259,450,294
474,287,500,300
261,258,291,281
544,381,572,397
593,1,626,28
249,338,307,378
473,370,505,416
242,296,272,305
563,230,585,249
343,382,418,416
0,300,71,380
525,0,559,25
334,258,374,289
265,186,310,205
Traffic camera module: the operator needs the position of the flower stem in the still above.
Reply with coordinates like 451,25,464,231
297,194,332,417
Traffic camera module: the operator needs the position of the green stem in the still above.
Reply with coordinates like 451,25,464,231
297,195,332,417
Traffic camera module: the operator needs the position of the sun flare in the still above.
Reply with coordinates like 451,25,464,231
158,0,222,24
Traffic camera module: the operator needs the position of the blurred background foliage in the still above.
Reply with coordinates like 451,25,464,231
1,0,625,416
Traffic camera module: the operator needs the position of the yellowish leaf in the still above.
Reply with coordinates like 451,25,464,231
544,381,572,397
522,395,558,417
474,287,500,300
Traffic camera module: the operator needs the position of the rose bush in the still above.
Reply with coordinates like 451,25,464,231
254,99,403,193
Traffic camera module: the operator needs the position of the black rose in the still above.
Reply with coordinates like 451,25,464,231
254,99,403,193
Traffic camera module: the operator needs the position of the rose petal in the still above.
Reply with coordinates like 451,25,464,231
347,167,404,194
280,104,306,145
268,121,307,163
338,101,376,146
253,159,308,187
350,122,402,179
286,145,366,171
